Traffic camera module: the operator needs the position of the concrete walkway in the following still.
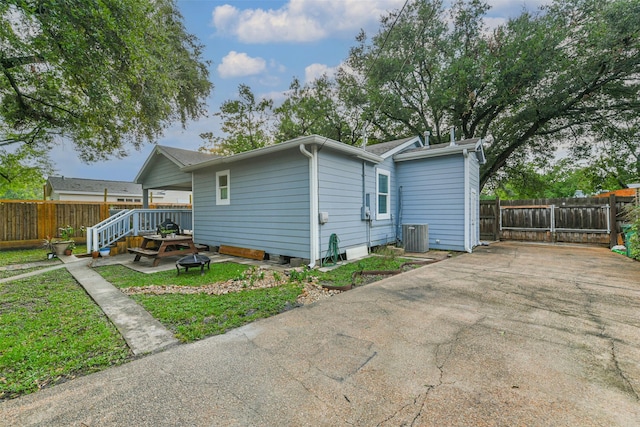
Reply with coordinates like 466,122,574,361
64,260,179,355
2,242,639,426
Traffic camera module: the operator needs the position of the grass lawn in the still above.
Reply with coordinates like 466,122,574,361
314,255,415,287
0,269,131,400
0,247,61,267
95,262,250,288
95,263,303,342
131,284,302,342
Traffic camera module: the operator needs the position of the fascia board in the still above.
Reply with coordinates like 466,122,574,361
182,135,382,172
393,144,468,162
380,135,423,159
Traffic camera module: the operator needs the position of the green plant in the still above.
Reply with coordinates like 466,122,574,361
42,236,55,253
623,203,640,260
58,225,75,241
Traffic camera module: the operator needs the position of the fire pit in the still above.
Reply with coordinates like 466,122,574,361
176,254,211,275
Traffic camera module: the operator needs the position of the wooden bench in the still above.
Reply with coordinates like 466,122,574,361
128,247,159,260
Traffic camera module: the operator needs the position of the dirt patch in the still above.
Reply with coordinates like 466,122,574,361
120,268,343,305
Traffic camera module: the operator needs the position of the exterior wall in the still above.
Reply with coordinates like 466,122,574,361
396,155,466,251
51,191,190,203
317,150,369,255
192,149,311,259
317,150,398,258
368,156,399,247
141,155,192,189
54,193,142,202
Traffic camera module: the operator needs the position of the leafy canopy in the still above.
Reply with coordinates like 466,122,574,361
200,84,273,155
0,0,212,167
339,0,640,190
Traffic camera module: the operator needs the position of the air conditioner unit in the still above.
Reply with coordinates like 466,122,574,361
402,224,429,253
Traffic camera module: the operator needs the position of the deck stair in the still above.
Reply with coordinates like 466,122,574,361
86,208,192,252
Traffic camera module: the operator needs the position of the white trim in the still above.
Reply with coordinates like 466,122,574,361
216,169,230,205
463,150,471,253
299,144,319,267
376,169,391,220
380,135,422,159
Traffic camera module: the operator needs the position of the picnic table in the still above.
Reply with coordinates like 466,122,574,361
128,234,198,267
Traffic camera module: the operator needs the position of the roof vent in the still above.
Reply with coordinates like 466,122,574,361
449,127,456,146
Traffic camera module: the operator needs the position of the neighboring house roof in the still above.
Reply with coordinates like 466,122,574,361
182,134,383,172
595,187,640,198
47,176,142,197
394,138,486,164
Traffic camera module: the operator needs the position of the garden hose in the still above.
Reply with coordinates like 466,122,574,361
323,233,341,266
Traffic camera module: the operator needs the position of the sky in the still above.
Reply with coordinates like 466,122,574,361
48,0,552,181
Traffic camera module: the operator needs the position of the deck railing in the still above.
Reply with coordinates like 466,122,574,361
86,208,192,252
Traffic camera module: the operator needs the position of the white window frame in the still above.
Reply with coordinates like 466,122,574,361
376,169,391,220
216,169,230,205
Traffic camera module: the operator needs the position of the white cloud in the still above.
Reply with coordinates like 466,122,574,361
217,51,267,78
212,0,405,43
304,63,337,84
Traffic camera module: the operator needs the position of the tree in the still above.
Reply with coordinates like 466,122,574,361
340,0,640,190
490,159,595,200
200,84,273,155
0,0,212,166
274,75,361,145
0,144,49,199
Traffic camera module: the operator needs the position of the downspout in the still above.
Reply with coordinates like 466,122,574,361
300,144,318,267
463,149,471,253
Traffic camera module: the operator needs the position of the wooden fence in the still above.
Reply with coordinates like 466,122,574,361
0,200,191,249
480,195,637,247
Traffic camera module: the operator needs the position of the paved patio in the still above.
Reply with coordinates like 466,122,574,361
2,242,639,426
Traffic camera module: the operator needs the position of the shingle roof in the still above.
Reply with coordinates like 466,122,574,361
158,145,217,167
47,176,142,196
364,136,418,155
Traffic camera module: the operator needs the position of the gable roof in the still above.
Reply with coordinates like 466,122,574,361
134,145,216,185
394,138,486,164
47,176,142,196
156,145,217,167
182,135,383,172
364,136,423,158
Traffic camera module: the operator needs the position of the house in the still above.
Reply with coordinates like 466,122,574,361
133,145,215,207
46,176,192,203
134,135,485,265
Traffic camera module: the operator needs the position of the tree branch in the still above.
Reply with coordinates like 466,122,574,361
0,55,44,70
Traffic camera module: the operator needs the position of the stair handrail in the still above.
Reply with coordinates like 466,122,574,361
87,209,134,252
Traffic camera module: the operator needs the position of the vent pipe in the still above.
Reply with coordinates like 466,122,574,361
424,131,430,148
450,127,456,146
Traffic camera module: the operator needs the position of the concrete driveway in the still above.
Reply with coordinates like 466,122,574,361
2,242,640,426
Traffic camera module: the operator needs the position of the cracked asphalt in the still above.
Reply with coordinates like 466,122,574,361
2,241,640,426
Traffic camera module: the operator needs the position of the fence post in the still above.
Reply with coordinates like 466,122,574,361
609,194,617,248
550,205,556,243
494,197,500,240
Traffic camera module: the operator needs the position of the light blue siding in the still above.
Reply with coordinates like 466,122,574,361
141,155,191,189
193,149,311,259
316,150,398,257
396,155,466,251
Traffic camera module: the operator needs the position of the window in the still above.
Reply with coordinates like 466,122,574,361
216,170,230,205
376,169,390,220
